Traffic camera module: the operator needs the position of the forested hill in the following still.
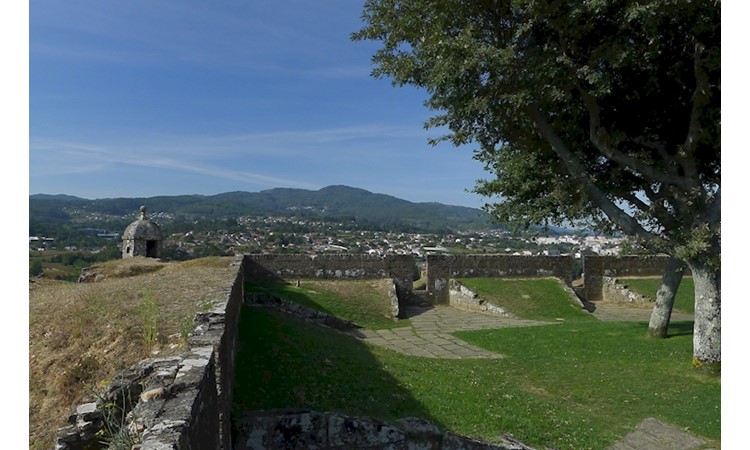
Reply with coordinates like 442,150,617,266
30,185,496,232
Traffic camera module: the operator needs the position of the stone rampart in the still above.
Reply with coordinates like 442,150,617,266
601,276,654,305
582,255,675,302
56,257,245,450
426,254,575,304
243,253,414,298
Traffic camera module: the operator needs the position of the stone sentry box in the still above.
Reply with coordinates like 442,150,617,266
121,206,164,259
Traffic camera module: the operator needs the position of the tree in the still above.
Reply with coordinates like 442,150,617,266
354,0,720,371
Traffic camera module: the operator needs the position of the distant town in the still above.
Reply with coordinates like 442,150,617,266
29,188,632,280
30,212,627,279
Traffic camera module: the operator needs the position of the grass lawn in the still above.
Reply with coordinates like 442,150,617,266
619,276,696,313
456,277,597,321
233,278,719,449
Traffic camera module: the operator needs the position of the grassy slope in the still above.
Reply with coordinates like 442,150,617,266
457,277,596,321
234,278,719,449
620,276,696,313
29,257,239,450
246,279,410,329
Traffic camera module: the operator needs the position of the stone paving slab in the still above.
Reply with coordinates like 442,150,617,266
591,302,695,322
607,417,713,450
348,305,547,359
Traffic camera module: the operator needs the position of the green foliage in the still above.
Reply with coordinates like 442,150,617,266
30,260,44,277
92,383,136,450
354,0,720,249
137,292,159,349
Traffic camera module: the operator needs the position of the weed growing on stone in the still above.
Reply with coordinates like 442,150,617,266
137,291,160,350
90,383,136,450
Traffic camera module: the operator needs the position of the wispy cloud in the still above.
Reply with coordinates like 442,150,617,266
29,137,319,190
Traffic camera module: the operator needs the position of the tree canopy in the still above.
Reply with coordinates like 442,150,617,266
354,0,720,368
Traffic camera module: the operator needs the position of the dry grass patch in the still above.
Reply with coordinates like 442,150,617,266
29,256,239,450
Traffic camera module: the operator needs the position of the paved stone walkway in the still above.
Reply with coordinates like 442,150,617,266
608,417,711,450
591,301,696,322
348,305,549,359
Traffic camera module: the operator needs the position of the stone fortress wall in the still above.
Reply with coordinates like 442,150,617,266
426,254,576,304
56,253,676,449
582,255,680,302
243,253,415,299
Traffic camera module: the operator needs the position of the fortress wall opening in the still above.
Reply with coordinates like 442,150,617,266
426,254,576,304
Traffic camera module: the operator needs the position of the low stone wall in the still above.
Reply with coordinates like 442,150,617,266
55,257,245,450
583,255,673,302
426,254,575,304
602,277,654,305
243,254,414,298
233,409,536,450
448,280,510,316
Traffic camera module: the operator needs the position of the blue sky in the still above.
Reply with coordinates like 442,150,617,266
28,0,491,208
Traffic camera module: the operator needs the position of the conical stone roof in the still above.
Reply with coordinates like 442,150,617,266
123,206,163,240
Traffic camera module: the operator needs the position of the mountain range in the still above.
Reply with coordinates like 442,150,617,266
30,185,496,232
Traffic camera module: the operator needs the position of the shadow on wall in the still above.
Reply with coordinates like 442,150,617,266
231,305,445,445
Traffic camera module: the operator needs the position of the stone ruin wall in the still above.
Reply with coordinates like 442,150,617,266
426,254,576,304
601,276,655,305
243,253,415,298
56,257,245,450
582,255,677,302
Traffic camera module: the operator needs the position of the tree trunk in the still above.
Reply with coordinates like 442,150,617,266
688,259,721,374
647,257,686,338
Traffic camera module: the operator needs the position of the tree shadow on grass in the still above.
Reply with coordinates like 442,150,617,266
666,320,695,338
231,304,444,435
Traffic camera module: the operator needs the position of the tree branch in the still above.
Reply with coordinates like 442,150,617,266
702,188,721,227
638,185,676,231
526,103,657,241
578,89,696,190
680,41,711,179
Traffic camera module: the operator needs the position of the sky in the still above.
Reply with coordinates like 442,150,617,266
27,0,491,208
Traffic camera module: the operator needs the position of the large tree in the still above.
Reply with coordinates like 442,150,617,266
354,0,720,370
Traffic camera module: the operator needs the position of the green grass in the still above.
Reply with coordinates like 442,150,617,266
455,321,718,446
245,279,410,330
620,277,695,313
234,278,718,448
233,307,719,449
456,277,595,322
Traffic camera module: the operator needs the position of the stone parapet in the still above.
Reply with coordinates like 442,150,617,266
582,255,676,302
426,254,575,304
55,256,245,450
